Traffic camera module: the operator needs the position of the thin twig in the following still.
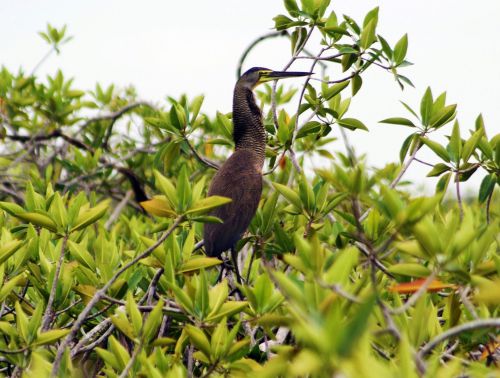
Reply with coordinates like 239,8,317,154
187,344,194,378
359,136,422,222
417,318,500,366
317,282,361,303
105,190,133,230
71,319,112,357
184,135,219,170
41,234,69,331
455,173,463,221
118,343,141,378
77,324,115,355
79,101,154,133
236,31,289,78
485,189,493,224
458,286,479,320
389,272,437,315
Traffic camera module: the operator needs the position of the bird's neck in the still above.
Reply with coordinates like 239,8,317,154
232,86,266,167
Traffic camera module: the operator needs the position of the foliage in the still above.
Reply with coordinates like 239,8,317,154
0,2,499,377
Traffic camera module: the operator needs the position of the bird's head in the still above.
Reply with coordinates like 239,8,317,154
238,67,312,89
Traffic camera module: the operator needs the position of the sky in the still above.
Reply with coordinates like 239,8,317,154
1,0,499,194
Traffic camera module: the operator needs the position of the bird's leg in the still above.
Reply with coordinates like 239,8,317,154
216,262,226,283
231,247,243,285
245,247,257,283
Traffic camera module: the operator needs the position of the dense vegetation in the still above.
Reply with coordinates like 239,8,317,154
0,1,498,377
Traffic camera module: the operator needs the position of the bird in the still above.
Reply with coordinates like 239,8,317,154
203,67,311,283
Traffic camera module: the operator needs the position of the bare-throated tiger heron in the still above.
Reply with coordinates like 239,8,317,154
203,67,311,283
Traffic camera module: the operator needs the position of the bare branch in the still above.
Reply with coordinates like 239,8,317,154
389,272,437,315
417,318,500,363
237,31,289,78
41,234,69,331
105,190,133,230
184,135,220,170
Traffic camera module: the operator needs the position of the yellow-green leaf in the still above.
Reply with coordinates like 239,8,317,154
185,196,232,216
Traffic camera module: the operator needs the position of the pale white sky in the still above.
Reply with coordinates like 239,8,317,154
2,1,499,193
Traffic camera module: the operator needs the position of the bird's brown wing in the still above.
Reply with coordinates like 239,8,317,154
203,150,263,257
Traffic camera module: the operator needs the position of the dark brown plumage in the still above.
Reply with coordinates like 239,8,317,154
203,67,310,282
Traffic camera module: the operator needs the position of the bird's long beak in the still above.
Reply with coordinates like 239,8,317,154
259,70,312,84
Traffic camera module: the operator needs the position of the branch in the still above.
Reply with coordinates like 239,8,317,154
184,136,220,170
389,272,437,315
417,318,500,363
76,101,154,151
105,190,133,230
51,216,184,376
455,172,463,221
236,31,289,78
41,234,68,331
317,281,361,303
271,25,316,132
118,343,141,378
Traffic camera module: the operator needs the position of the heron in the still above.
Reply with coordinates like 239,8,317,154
203,67,311,283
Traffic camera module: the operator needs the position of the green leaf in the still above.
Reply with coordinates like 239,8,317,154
462,127,484,163
185,325,211,358
0,273,26,302
190,95,204,123
126,292,142,336
363,7,379,27
273,14,294,30
436,172,452,193
32,329,70,346
420,87,433,127
185,196,232,216
393,34,408,65
67,240,96,270
324,81,350,100
177,165,192,212
338,118,368,131
0,202,25,217
16,212,58,232
378,35,393,60
336,295,376,357
178,257,222,273
0,240,23,265
16,301,29,343
479,174,496,203
400,101,419,119
272,182,302,210
426,163,450,177
448,121,461,163
379,117,416,127
195,269,209,318
429,104,456,129
360,19,377,49
109,335,130,369
211,317,228,360
205,301,248,322
399,133,416,163
351,75,362,96
387,263,431,278
70,200,109,232
140,196,177,218
110,311,136,341
420,138,450,162
207,280,229,318
143,299,164,344
284,0,300,16
153,170,178,209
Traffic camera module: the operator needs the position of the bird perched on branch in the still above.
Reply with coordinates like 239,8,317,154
203,67,311,283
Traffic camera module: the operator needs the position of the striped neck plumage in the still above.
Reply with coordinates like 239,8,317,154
232,85,266,163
